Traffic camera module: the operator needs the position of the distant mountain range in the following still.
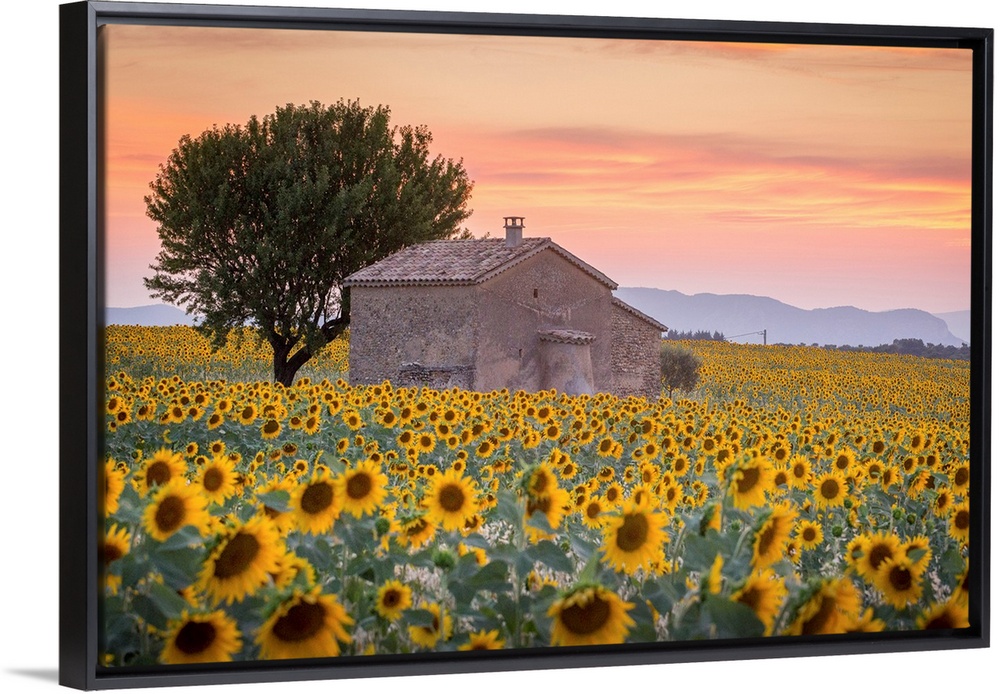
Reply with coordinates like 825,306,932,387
108,293,970,348
614,287,968,348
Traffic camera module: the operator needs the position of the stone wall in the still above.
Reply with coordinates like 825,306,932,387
473,249,614,393
610,303,663,400
348,284,477,386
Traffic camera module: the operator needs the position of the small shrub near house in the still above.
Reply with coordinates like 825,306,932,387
659,342,702,397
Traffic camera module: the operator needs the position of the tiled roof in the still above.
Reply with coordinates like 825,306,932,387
538,329,596,345
611,297,668,332
344,237,617,289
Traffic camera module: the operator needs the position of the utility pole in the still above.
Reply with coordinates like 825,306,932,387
763,329,767,346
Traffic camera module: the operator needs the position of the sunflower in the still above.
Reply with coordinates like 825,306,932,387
102,524,131,594
254,475,298,533
104,459,127,515
902,535,933,575
732,570,787,635
796,519,824,551
751,503,797,570
338,459,388,518
813,471,848,510
142,478,211,542
199,515,284,604
874,556,923,610
291,471,344,535
159,610,242,665
580,496,607,530
601,500,669,574
917,602,970,630
525,460,560,498
256,586,354,659
235,403,257,425
137,447,187,495
844,607,886,633
270,551,317,591
408,601,453,649
728,455,774,510
195,455,239,505
421,469,480,532
855,531,902,583
375,579,413,621
260,418,282,440
458,629,505,650
951,463,971,495
787,455,812,489
785,577,861,636
548,585,635,647
948,501,971,544
398,515,436,550
524,486,570,542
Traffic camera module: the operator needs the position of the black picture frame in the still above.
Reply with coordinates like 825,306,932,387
59,1,992,690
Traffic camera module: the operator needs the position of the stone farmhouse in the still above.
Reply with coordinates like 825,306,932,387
343,217,667,399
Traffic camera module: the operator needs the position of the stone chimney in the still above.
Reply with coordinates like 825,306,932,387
504,216,525,247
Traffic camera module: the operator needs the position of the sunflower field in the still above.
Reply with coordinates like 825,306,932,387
100,326,972,666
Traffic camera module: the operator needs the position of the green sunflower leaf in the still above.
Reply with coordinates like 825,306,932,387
525,540,575,574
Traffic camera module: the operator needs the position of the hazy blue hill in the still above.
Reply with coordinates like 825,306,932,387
933,310,971,344
106,304,199,327
614,287,965,347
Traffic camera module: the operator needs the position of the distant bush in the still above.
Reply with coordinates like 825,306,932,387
659,343,702,397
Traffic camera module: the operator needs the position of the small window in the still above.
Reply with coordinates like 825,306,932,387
533,288,538,298
518,348,523,359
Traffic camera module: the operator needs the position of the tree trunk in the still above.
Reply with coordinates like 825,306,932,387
269,334,314,387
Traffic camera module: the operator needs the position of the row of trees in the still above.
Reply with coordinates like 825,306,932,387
818,338,971,361
665,329,726,341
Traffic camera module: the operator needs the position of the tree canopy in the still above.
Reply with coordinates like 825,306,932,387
144,100,474,385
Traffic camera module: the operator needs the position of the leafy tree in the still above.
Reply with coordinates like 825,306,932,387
144,100,473,386
659,343,702,397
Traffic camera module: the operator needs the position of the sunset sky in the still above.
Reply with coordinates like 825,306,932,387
100,23,973,314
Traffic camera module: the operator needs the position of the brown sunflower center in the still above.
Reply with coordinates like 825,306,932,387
756,522,778,557
213,532,260,579
382,590,401,608
532,472,551,495
301,482,334,514
174,620,217,654
800,596,837,635
559,593,611,635
616,513,650,552
154,496,186,534
203,467,224,492
586,502,602,520
103,543,124,564
867,543,894,571
820,479,841,500
346,473,373,500
146,461,173,487
736,586,762,611
438,483,467,513
736,466,760,494
802,527,817,543
272,601,326,642
954,509,970,530
888,565,913,591
955,467,970,487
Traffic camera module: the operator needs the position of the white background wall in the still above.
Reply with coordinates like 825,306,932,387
3,1,995,692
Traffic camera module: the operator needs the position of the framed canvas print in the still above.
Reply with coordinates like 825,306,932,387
59,0,992,690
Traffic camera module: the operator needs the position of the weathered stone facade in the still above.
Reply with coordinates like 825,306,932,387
344,220,666,399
